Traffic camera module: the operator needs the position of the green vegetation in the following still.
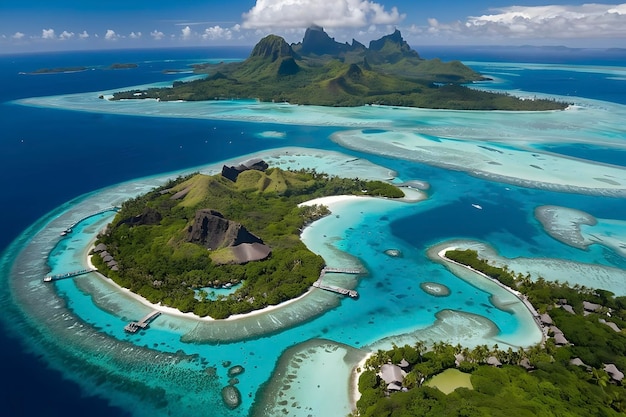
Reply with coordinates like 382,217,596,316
111,29,567,111
28,66,88,74
353,249,626,416
357,340,626,416
93,168,403,319
107,63,138,70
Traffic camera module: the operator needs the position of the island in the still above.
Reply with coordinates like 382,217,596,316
107,63,138,70
25,66,89,74
354,249,626,416
111,26,567,111
24,62,137,74
91,161,405,319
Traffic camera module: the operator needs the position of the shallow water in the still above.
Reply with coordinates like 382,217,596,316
1,48,625,417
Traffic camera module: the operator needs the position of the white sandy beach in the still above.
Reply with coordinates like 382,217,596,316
84,194,382,323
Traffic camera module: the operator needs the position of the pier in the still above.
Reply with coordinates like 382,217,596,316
124,311,161,333
60,206,120,236
43,268,96,282
313,267,363,298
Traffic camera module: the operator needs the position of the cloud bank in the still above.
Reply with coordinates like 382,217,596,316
242,0,404,29
427,3,626,41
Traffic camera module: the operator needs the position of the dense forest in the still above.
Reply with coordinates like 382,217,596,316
353,249,626,416
92,167,403,319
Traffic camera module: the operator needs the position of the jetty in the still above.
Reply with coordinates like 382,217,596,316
124,311,161,333
313,267,362,298
43,268,96,282
60,206,120,236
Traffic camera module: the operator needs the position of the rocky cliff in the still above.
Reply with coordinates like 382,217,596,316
186,209,264,250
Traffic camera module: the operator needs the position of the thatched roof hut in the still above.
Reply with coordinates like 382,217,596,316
604,364,624,382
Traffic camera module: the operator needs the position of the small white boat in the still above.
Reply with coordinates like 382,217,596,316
471,204,483,210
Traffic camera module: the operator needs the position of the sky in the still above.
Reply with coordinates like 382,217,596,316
1,0,626,53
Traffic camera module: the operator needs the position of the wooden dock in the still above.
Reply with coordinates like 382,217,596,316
43,268,96,282
124,311,161,333
60,206,120,236
313,266,363,298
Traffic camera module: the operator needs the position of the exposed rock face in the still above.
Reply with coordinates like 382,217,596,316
301,25,344,55
367,29,420,63
186,209,263,250
221,158,269,182
117,207,162,227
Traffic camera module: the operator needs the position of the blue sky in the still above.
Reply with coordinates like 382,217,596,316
1,0,625,53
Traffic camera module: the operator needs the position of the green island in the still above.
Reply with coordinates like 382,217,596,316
354,249,626,417
91,162,404,319
107,63,138,70
26,66,89,74
111,26,567,111
26,62,137,74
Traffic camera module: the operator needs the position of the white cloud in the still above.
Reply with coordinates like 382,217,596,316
151,30,165,40
79,30,89,39
105,29,119,40
181,25,192,40
426,3,626,41
129,31,142,39
42,28,56,39
12,32,25,40
59,30,74,40
242,0,404,29
202,25,233,40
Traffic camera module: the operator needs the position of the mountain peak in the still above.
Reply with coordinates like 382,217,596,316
250,35,295,62
301,25,344,55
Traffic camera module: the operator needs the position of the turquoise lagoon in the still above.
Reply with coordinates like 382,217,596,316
2,56,626,417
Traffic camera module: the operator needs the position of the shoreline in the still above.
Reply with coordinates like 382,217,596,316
435,246,546,343
85,194,375,323
349,352,373,410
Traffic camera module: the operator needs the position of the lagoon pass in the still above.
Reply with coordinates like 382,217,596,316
1,49,626,417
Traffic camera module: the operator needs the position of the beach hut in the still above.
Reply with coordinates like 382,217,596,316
559,304,575,314
604,364,624,382
554,333,569,345
380,364,405,386
569,358,590,370
94,243,107,252
487,356,502,367
599,319,621,333
583,301,602,313
540,313,553,326
519,358,534,371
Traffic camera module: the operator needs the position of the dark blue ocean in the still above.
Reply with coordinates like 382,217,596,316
1,46,625,416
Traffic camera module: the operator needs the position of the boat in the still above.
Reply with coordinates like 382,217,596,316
471,204,483,210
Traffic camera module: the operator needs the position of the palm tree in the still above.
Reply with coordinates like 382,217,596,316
590,367,609,392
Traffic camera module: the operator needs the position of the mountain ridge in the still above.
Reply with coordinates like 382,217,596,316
111,27,567,111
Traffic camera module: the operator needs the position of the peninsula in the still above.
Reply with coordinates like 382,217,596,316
111,26,567,111
91,162,404,319
355,249,626,416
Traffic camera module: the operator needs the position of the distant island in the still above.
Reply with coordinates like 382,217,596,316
26,66,89,74
91,162,404,319
25,62,137,74
107,63,138,70
111,26,567,111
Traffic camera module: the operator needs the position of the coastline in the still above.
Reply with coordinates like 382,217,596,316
85,194,377,323
434,245,545,343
